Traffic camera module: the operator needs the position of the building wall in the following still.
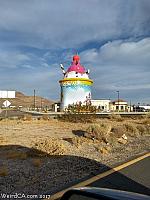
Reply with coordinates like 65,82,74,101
110,101,128,111
91,100,111,111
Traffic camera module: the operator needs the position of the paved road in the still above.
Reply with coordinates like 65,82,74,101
50,154,150,200
0,110,24,118
89,156,150,195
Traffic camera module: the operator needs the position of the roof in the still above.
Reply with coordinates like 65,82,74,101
112,99,127,103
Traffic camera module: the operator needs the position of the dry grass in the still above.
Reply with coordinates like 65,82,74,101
0,166,8,176
0,136,7,144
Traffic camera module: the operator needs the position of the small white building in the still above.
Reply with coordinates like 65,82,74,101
110,99,128,112
91,99,111,111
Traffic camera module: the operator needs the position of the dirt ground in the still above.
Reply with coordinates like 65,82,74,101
0,117,149,198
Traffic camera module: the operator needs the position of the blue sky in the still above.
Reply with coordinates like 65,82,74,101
0,0,150,104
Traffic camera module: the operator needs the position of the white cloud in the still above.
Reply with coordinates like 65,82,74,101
0,1,149,103
80,38,150,66
80,38,150,102
0,0,149,48
0,50,30,68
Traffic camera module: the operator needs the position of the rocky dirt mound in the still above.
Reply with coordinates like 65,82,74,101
32,138,67,156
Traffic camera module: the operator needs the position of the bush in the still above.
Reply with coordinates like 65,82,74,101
136,125,146,135
85,123,111,141
136,124,150,135
124,123,139,137
141,118,150,125
23,114,32,121
67,136,90,148
111,125,126,137
42,115,49,120
58,114,96,123
109,114,123,122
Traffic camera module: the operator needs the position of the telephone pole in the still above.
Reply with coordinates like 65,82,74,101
116,91,119,111
33,89,36,110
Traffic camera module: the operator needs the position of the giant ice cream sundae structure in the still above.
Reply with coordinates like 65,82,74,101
59,55,93,111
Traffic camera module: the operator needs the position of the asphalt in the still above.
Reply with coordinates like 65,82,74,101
89,156,150,196
0,110,24,118
49,154,150,200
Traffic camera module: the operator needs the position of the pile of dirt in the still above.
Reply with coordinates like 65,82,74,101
32,138,67,156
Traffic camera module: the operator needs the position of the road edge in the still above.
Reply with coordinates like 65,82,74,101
49,152,150,200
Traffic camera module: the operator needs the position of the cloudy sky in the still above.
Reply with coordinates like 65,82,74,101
0,0,150,104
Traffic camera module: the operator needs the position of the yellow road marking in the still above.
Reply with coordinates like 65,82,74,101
49,152,150,200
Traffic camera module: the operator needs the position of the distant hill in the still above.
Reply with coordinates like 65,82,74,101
0,91,54,108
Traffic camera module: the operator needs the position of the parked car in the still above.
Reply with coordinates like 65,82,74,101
133,106,146,112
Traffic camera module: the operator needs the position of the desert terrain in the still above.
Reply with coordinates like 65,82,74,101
0,114,150,198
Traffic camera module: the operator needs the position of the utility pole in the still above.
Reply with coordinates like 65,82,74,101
130,100,132,112
116,91,119,112
41,97,42,111
33,89,36,110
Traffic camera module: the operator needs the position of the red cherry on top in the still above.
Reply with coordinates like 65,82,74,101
73,55,80,61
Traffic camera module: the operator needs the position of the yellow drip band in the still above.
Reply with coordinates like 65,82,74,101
59,78,93,86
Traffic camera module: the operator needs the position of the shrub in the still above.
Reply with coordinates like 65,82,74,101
124,123,139,137
136,124,150,135
136,125,146,135
147,112,150,118
23,114,32,121
85,123,111,141
111,125,126,137
42,115,49,120
109,114,124,122
66,136,92,148
58,114,96,123
141,118,150,125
